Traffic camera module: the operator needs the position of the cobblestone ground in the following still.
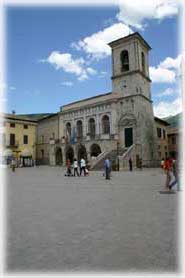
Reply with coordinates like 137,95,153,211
5,166,178,273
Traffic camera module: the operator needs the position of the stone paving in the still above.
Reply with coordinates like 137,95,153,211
5,166,179,273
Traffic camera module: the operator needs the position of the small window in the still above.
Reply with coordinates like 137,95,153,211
10,133,15,145
23,135,28,144
172,137,176,144
141,52,145,73
163,129,166,139
120,50,129,72
24,124,28,129
41,135,44,143
10,123,15,128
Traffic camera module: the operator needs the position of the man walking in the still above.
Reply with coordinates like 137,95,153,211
129,157,133,171
104,157,111,180
73,158,79,177
80,157,86,176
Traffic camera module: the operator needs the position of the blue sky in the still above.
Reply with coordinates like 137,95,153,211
4,2,181,117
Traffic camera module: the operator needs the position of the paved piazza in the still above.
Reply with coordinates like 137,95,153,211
6,166,178,272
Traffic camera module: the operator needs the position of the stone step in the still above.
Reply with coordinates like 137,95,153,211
91,148,127,170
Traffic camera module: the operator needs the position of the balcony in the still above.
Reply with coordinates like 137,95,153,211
6,141,19,148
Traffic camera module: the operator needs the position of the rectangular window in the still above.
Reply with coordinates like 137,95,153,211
23,135,28,144
157,128,161,138
10,133,15,145
24,124,28,129
10,123,15,128
163,129,166,139
172,137,176,144
41,135,44,143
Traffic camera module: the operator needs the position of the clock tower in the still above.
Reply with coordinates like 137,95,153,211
109,32,151,100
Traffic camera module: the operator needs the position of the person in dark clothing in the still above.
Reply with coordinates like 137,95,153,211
129,157,133,171
104,158,111,180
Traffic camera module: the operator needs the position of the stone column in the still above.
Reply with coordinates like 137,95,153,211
96,113,100,135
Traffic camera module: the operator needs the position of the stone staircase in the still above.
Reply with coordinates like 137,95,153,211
91,147,127,170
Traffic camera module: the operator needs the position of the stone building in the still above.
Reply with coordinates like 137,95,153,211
155,117,170,160
167,127,179,159
36,113,60,165
0,113,37,165
39,32,159,168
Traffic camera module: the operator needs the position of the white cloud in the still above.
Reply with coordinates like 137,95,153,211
154,97,182,118
149,66,176,83
159,55,182,69
149,54,183,83
72,23,132,60
117,0,178,29
61,81,73,87
160,87,174,96
45,51,97,81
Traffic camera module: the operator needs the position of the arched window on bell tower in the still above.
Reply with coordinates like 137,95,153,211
141,52,145,74
120,50,129,72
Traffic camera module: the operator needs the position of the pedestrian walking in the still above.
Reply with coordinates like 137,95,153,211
129,157,133,171
104,157,111,180
11,158,16,172
80,158,86,176
169,158,179,190
66,159,72,176
161,158,165,172
73,158,79,177
163,157,173,190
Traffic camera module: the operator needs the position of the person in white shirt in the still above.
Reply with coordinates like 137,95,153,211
80,158,86,176
73,158,79,177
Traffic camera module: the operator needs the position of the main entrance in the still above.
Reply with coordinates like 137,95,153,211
125,128,133,147
65,146,74,163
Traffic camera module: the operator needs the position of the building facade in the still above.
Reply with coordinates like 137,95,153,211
43,33,159,168
0,113,37,164
155,117,170,160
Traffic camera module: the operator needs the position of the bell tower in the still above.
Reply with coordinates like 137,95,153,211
109,32,151,99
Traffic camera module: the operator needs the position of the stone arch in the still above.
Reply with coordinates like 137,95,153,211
88,118,96,138
118,113,137,127
118,113,137,148
141,52,145,73
65,145,74,163
55,147,63,165
66,122,71,140
101,114,110,134
77,144,87,162
120,50,129,72
90,144,102,157
76,120,83,138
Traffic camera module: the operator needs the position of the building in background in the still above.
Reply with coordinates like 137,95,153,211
0,113,37,166
154,117,170,160
2,33,180,168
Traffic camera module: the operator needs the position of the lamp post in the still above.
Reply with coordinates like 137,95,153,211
117,140,120,171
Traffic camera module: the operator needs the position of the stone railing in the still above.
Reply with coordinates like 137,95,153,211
90,150,107,168
119,144,135,169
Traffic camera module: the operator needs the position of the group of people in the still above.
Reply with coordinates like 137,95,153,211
161,157,179,191
65,158,89,177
